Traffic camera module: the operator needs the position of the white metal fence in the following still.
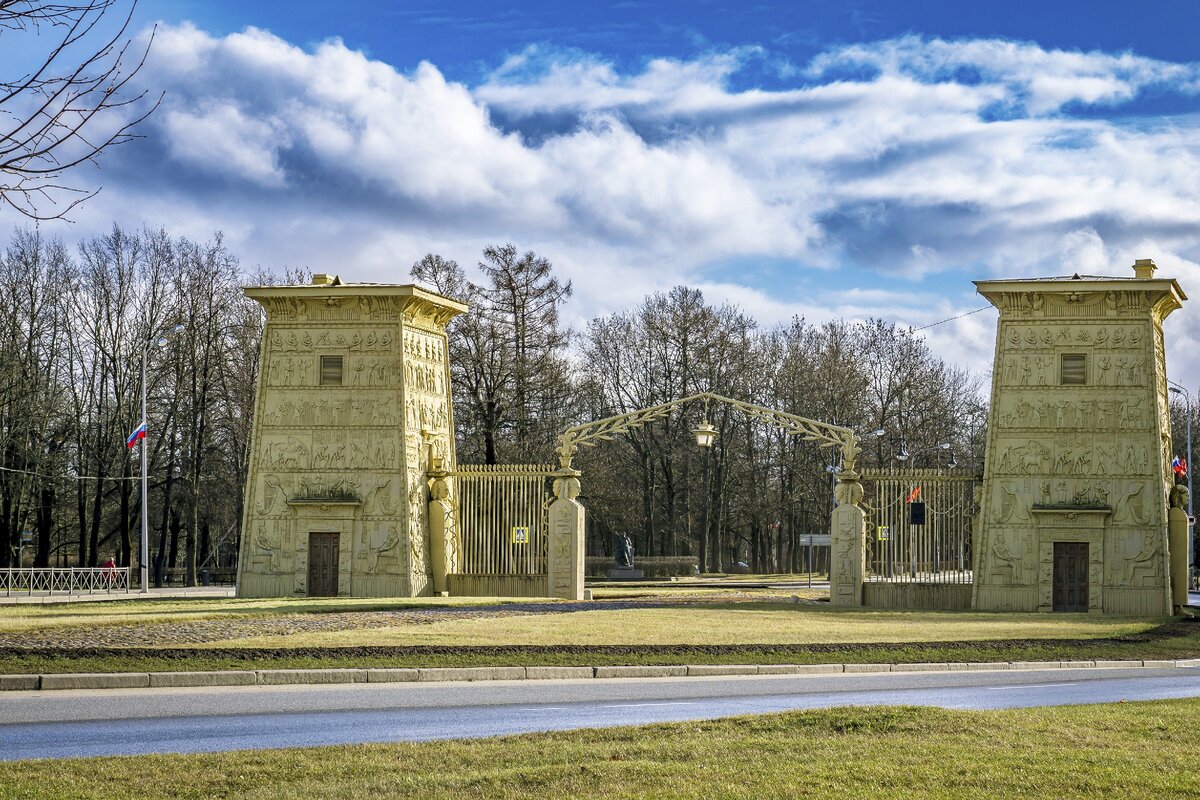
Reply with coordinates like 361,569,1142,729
1,567,131,596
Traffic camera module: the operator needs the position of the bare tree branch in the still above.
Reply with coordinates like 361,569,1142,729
0,0,158,220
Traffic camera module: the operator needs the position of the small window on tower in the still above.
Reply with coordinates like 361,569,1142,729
1061,353,1086,385
319,355,343,386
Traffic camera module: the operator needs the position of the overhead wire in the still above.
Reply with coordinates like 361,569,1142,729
911,305,991,331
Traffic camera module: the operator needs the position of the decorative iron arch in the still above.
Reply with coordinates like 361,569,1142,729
554,391,862,477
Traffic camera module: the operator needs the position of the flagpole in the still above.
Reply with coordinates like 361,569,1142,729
140,343,149,594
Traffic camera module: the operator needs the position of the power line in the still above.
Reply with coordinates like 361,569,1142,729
911,305,991,332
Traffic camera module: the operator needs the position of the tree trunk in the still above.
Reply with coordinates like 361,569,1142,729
199,520,210,574
168,509,181,570
34,486,53,567
119,462,132,567
87,471,104,566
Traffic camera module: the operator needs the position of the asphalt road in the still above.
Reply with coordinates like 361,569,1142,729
2,665,1200,761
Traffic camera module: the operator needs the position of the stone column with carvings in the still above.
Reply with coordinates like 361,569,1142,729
427,471,457,596
830,471,866,607
547,470,585,600
1169,485,1189,611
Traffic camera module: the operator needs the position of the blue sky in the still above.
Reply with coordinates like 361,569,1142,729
5,1,1200,383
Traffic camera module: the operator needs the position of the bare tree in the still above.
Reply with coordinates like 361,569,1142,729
411,246,575,464
0,0,157,219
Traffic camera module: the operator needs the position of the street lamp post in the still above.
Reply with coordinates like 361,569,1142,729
1168,382,1194,588
139,323,184,593
895,440,953,467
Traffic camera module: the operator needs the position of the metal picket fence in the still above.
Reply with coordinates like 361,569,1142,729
1,567,131,596
860,468,977,585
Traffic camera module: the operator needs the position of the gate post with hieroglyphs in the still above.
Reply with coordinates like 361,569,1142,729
548,470,585,600
427,470,457,596
830,471,866,606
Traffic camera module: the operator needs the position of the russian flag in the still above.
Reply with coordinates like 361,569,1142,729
126,420,146,449
1173,456,1188,478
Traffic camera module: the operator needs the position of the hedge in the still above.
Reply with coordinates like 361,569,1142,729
585,556,699,578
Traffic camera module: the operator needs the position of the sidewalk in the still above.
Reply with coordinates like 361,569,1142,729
2,657,1198,693
0,586,235,605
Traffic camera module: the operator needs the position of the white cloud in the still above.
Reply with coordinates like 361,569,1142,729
806,35,1200,114
161,101,288,186
16,25,1200,387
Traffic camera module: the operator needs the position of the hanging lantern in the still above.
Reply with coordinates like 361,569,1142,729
693,420,717,448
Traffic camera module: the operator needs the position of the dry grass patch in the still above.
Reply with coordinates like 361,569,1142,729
0,595,520,634
210,604,1161,649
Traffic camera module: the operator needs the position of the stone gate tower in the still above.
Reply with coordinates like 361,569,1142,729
236,275,467,598
974,260,1185,615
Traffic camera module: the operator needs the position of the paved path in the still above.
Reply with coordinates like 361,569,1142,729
2,665,1198,760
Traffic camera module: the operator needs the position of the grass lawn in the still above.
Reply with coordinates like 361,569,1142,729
0,699,1195,799
210,605,1161,648
0,595,516,634
4,590,1195,674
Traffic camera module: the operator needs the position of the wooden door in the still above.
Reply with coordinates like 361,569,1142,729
1052,542,1088,612
307,533,339,597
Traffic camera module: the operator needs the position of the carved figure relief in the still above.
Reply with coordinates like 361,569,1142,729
255,476,289,515
364,479,398,516
1123,531,1159,584
1113,481,1149,525
997,440,1051,475
406,478,427,579
252,521,284,573
988,531,1019,582
263,437,308,471
1002,324,1144,350
366,527,400,573
999,395,1148,431
263,394,401,428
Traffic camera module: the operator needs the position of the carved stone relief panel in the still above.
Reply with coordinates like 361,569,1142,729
265,356,313,387
985,527,1034,584
266,354,398,389
363,523,402,574
249,516,292,574
995,434,1155,482
262,392,398,428
401,327,453,453
1094,355,1147,387
270,326,397,353
1121,529,1160,585
1002,324,1145,351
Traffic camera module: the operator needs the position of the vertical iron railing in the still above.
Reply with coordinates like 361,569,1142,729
861,469,976,585
1,567,131,596
450,464,556,576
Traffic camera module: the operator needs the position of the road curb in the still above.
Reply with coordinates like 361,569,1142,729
2,658,1196,692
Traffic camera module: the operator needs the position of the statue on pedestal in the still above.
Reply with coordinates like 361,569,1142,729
608,532,643,581
615,533,635,568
